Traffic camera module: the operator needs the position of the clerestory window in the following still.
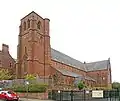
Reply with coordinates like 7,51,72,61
27,19,30,28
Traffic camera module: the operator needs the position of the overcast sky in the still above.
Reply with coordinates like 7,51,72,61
0,0,120,82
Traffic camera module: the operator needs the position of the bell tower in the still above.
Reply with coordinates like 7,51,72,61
16,11,51,78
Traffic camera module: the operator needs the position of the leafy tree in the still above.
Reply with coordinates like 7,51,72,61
112,82,120,89
24,74,36,83
77,81,85,90
0,69,13,80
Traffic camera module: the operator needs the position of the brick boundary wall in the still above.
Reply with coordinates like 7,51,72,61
17,92,48,100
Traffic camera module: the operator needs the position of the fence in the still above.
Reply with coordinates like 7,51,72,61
0,78,52,88
48,89,120,101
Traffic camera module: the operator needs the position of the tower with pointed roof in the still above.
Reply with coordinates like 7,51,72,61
16,11,51,78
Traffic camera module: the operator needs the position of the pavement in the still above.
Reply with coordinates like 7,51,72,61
19,98,120,101
19,98,54,101
0,98,54,101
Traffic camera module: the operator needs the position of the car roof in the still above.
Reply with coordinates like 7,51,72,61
0,91,8,93
0,90,15,94
0,90,8,92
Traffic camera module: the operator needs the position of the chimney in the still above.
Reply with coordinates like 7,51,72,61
2,44,9,53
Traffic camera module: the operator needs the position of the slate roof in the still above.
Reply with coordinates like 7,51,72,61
55,68,96,81
51,48,86,71
85,60,109,71
85,76,96,81
51,48,110,72
55,68,81,77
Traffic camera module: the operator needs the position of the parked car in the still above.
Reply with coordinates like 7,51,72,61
0,90,19,101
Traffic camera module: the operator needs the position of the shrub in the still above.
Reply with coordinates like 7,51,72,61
28,83,48,93
11,83,48,93
24,74,36,81
77,81,85,90
11,85,26,92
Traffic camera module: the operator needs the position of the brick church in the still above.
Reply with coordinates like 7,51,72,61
0,11,112,89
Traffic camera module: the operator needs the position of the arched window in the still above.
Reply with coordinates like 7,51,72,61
24,22,26,31
24,61,27,74
27,19,30,28
97,73,99,81
37,21,41,29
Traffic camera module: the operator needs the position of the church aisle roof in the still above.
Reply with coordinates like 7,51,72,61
55,68,81,77
55,67,96,81
85,76,96,81
51,48,110,72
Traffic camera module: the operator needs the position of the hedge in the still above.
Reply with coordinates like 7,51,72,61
11,83,48,93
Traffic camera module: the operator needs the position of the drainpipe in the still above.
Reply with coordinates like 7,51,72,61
84,61,86,84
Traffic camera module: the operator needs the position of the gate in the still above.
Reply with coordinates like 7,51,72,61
48,90,120,101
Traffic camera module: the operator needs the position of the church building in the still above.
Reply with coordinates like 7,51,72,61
16,11,112,89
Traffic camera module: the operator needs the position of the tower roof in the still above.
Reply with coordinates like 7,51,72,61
21,11,44,21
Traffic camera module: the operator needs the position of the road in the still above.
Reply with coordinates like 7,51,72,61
0,98,54,101
1,98,120,101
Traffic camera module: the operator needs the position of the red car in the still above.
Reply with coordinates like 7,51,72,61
0,90,19,101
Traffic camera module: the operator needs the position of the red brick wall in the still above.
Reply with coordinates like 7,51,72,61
17,12,51,78
0,44,16,74
17,92,48,100
51,59,111,88
87,69,110,87
51,60,86,77
63,76,74,85
50,60,88,86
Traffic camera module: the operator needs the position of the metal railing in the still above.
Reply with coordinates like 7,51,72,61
48,89,120,101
